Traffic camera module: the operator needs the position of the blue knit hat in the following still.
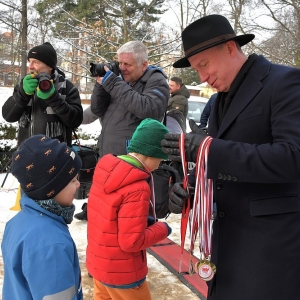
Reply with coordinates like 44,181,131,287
127,118,169,159
11,135,81,200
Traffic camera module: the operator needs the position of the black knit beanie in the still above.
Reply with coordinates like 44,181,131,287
11,135,82,200
127,118,169,159
27,42,57,69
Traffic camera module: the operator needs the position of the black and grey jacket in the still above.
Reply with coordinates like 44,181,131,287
90,67,169,157
2,70,83,146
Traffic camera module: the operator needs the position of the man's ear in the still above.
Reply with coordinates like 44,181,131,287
225,40,238,57
142,61,148,71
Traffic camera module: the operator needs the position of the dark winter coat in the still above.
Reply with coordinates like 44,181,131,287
91,67,169,157
86,154,169,285
167,84,190,118
206,55,300,300
2,70,83,146
199,93,217,128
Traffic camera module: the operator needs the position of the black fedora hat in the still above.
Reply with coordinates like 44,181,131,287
173,14,255,68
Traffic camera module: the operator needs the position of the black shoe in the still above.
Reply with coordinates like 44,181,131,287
74,203,88,221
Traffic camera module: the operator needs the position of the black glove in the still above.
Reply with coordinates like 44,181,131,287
189,119,205,134
161,130,208,162
201,127,209,134
169,183,195,214
169,182,189,214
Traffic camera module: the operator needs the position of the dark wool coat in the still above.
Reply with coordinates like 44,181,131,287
86,154,169,285
206,55,300,300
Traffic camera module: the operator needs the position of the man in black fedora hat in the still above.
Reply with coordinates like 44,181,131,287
161,14,300,300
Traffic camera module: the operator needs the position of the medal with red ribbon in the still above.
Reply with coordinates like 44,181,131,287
179,134,216,281
178,133,191,273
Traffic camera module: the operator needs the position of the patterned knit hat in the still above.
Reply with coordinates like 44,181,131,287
127,118,169,159
27,42,57,69
11,135,81,200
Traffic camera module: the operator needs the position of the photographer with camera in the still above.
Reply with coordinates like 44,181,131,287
2,42,83,147
74,40,169,221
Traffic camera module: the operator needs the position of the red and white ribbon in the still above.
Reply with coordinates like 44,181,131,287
192,136,213,261
179,134,213,273
179,133,191,273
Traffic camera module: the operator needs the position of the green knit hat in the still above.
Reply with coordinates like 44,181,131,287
128,118,169,159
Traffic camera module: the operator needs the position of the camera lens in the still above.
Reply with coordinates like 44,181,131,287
95,64,106,77
39,79,51,92
39,79,51,93
90,63,106,77
90,61,120,77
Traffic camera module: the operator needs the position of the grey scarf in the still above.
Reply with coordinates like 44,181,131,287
35,199,76,224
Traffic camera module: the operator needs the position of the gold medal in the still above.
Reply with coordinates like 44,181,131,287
195,259,216,281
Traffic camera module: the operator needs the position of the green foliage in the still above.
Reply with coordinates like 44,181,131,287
72,128,99,152
0,144,17,172
33,0,176,85
0,123,17,140
173,67,201,85
0,123,18,172
35,0,167,56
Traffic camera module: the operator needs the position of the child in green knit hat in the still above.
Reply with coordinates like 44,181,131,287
86,118,172,300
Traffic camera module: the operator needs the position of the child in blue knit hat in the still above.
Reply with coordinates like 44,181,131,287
1,134,83,300
86,118,172,300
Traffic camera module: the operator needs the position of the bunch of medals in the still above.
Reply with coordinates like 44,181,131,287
179,134,216,281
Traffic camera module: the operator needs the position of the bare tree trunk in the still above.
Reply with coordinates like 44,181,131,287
21,0,27,77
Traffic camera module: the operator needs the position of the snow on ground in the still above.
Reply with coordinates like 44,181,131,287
0,86,202,299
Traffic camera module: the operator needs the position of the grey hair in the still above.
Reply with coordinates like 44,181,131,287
117,41,148,66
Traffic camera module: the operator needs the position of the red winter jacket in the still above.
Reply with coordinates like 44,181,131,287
86,154,169,286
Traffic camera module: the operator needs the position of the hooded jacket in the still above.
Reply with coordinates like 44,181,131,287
86,154,169,285
167,84,190,118
1,195,83,300
2,70,83,146
90,67,169,157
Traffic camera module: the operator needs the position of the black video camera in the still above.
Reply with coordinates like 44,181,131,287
89,61,120,77
35,72,52,93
